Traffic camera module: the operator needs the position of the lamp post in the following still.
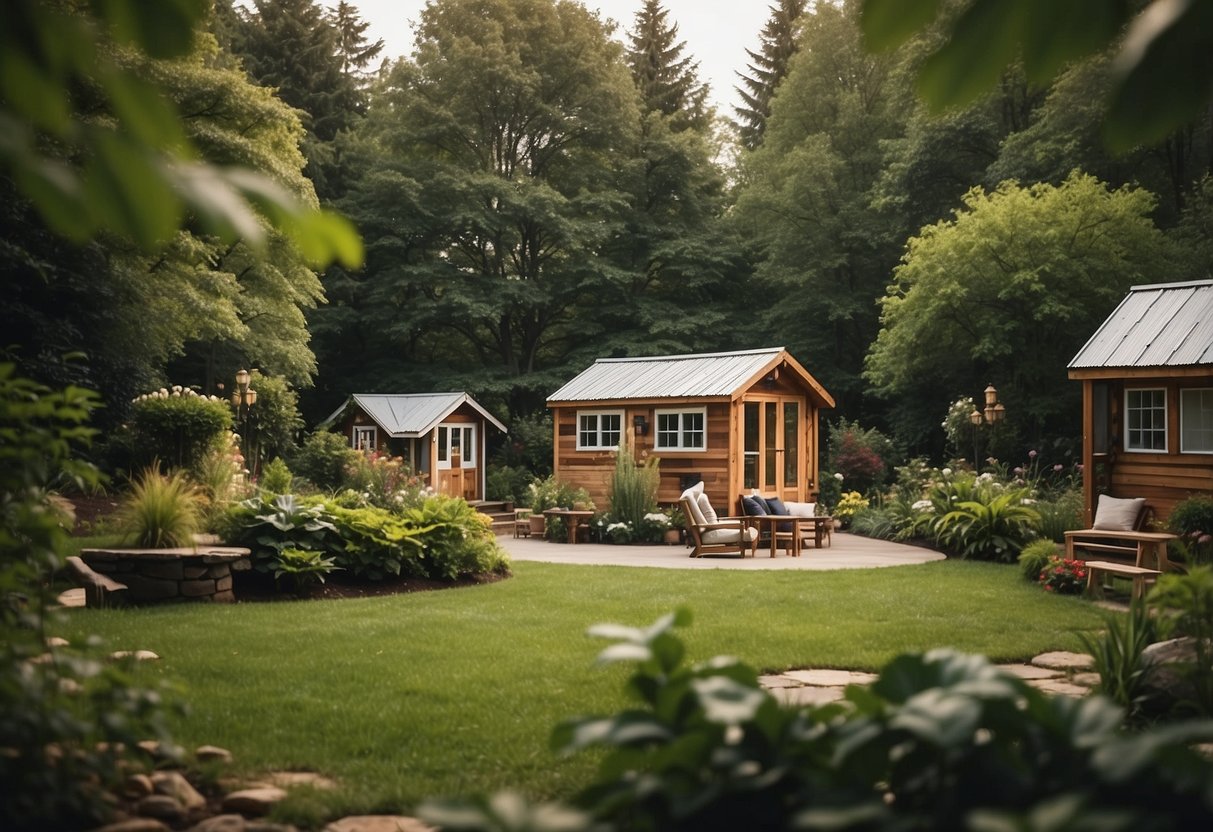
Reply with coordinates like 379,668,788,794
231,369,258,479
968,384,1006,470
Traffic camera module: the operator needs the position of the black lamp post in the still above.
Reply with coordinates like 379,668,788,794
231,369,258,479
968,384,1006,470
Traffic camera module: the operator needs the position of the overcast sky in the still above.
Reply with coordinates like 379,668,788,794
334,1,773,113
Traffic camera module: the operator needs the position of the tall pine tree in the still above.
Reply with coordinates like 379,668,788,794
734,0,806,150
626,0,709,132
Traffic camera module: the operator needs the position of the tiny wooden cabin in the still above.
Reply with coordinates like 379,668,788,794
546,348,834,512
319,393,507,502
1068,280,1213,524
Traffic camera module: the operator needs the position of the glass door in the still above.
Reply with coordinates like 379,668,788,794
743,398,801,500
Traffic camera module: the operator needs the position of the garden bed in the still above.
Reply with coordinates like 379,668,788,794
231,568,507,602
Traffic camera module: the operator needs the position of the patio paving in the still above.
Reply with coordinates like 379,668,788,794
499,530,946,570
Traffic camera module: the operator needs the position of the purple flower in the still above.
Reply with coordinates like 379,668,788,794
1014,467,1024,475
1028,449,1038,459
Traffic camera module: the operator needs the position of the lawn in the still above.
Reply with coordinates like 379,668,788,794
57,558,1110,823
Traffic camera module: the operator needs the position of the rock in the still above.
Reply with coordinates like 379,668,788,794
222,787,288,817
758,674,803,689
1031,679,1092,698
1141,637,1206,713
137,794,186,823
1070,672,1102,687
181,579,217,597
111,650,161,662
246,824,300,832
123,773,155,799
324,817,435,832
93,819,172,832
196,744,234,764
46,636,70,648
188,814,247,832
265,771,337,791
152,770,207,811
58,677,82,695
997,663,1061,681
1031,651,1095,671
782,669,877,687
770,685,846,707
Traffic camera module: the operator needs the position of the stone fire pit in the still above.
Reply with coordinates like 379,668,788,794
79,547,251,605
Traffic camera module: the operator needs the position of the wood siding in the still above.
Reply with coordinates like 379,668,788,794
1075,372,1213,524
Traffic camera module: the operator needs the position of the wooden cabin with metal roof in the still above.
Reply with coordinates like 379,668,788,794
546,348,835,512
1068,280,1213,524
319,393,507,502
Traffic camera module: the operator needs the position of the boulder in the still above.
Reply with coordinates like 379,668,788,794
222,787,288,817
152,770,207,811
1141,637,1208,714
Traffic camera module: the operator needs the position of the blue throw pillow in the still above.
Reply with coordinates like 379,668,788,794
765,497,789,515
741,496,768,516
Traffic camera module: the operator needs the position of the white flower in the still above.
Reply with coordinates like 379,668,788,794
643,512,670,525
834,472,844,481
941,468,952,476
606,522,630,533
911,499,933,512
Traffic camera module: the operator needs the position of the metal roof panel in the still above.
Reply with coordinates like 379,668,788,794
1069,281,1213,369
548,348,786,402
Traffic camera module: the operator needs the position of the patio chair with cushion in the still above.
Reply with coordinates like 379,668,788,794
680,481,758,558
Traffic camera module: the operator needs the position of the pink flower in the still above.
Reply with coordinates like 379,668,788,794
1076,464,1084,472
1200,534,1212,546
1053,464,1064,472
1028,450,1038,459
1014,467,1024,475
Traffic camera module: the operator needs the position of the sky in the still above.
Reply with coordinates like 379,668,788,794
331,1,773,113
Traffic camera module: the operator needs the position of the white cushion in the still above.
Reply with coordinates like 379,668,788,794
1092,495,1145,531
785,501,817,518
680,482,706,526
702,526,758,545
697,492,719,524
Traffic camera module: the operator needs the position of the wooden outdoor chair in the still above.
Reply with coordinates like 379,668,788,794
680,494,758,558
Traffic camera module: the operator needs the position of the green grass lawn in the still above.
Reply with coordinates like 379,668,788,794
56,558,1110,823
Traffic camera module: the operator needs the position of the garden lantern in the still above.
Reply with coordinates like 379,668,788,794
970,384,1006,470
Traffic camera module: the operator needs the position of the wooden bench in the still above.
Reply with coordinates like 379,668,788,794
66,555,128,608
1064,529,1176,572
1085,560,1162,601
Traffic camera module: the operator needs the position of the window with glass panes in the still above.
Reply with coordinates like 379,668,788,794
577,411,622,450
655,409,706,451
1181,388,1213,453
1125,388,1167,452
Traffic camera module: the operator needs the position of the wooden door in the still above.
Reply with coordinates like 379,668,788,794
743,397,802,501
436,423,477,500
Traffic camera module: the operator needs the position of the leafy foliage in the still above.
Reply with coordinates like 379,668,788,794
290,430,359,491
935,488,1040,562
273,546,339,593
127,388,232,473
118,467,201,548
1149,567,1213,715
1037,555,1087,595
1018,538,1060,582
259,456,294,496
733,0,806,150
609,441,661,533
399,495,511,581
425,610,1213,831
1080,601,1160,720
828,419,893,493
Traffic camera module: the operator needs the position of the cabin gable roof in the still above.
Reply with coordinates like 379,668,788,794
547,347,835,407
1069,280,1213,373
320,393,507,438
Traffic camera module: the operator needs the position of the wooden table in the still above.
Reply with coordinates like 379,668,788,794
543,509,595,544
799,516,833,549
745,514,802,558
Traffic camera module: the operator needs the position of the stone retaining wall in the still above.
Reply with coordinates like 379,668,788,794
80,548,251,604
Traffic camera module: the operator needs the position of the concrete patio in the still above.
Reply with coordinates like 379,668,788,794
499,530,946,570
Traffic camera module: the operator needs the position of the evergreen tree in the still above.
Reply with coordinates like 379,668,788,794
734,0,806,150
332,1,386,81
626,0,709,131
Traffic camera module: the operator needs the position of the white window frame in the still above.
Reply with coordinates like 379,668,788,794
437,424,476,469
1124,387,1167,453
577,410,624,450
1180,388,1213,454
654,407,707,452
352,426,377,451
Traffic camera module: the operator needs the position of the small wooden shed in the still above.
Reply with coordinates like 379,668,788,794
1068,280,1213,524
546,348,834,512
320,393,507,502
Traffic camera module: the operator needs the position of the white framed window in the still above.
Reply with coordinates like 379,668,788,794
353,426,377,451
577,410,623,450
655,408,706,451
437,424,476,468
1125,388,1167,452
1181,388,1213,453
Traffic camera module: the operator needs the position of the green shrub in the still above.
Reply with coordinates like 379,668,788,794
1080,601,1159,720
1038,555,1087,594
291,430,359,490
1168,495,1213,564
827,418,894,493
1018,539,1059,581
341,451,429,510
934,487,1040,562
485,463,532,504
1033,487,1083,542
273,546,339,593
1,366,175,830
243,371,303,467
849,505,898,539
127,388,232,472
609,440,660,533
491,411,553,477
424,610,1213,831
400,494,510,580
259,456,293,495
328,504,428,580
118,467,200,548
1148,566,1213,715
529,475,593,538
222,494,341,574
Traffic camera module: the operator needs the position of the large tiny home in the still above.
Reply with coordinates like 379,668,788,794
546,348,834,512
320,393,507,502
1068,280,1213,525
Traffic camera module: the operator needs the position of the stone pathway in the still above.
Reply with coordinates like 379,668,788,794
760,651,1098,705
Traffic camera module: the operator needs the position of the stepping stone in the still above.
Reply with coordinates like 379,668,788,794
1070,672,1102,687
57,588,86,608
758,674,803,689
1031,651,1094,671
324,816,435,832
188,815,247,832
93,819,171,832
1031,679,1092,698
137,794,186,823
196,745,234,764
783,669,877,687
771,685,845,707
111,650,161,662
997,663,1061,681
223,787,288,817
266,771,338,791
46,636,70,648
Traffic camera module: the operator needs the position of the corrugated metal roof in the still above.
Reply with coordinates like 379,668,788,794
320,393,507,436
1069,280,1213,369
548,348,787,402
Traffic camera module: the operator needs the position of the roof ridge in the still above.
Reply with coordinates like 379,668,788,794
595,347,783,364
